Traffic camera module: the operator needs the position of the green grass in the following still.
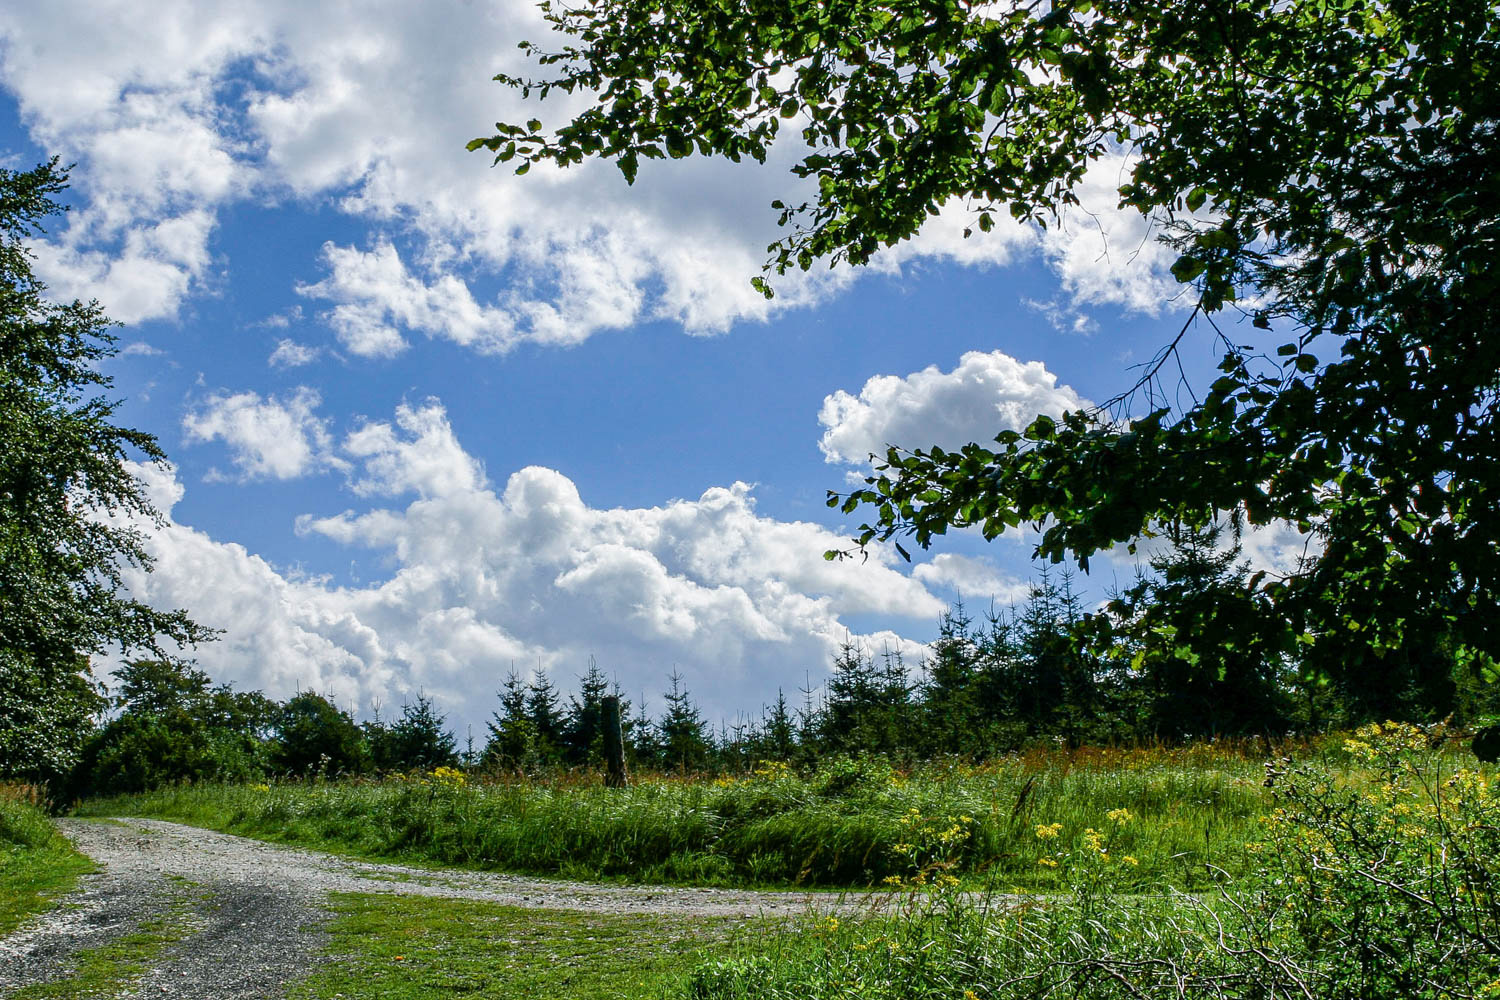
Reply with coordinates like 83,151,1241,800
0,789,95,937
287,893,750,1000
75,747,1289,890
7,877,198,999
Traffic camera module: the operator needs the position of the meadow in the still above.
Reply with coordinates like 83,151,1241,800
73,743,1296,891
686,723,1500,999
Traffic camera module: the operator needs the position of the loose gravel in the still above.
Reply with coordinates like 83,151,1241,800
0,817,861,998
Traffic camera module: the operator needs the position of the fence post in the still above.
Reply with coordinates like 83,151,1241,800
603,695,628,788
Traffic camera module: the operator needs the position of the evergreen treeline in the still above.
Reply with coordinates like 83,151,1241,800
26,526,1497,799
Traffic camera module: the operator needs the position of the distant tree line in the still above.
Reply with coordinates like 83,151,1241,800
22,522,1491,800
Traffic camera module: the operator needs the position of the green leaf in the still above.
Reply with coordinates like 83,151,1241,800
1170,254,1205,282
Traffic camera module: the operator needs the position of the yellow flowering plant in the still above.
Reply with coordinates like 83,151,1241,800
885,807,975,893
1256,722,1500,997
425,765,467,788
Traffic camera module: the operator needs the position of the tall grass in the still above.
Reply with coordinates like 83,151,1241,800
74,745,1293,888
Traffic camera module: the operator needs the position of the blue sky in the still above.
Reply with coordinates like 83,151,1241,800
0,1,1299,736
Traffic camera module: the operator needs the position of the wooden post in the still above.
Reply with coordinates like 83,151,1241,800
603,695,628,788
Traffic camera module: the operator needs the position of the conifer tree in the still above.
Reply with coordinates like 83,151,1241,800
524,668,564,766
386,694,458,771
921,602,981,756
1098,522,1294,739
758,689,795,763
658,669,709,773
563,656,611,767
482,668,534,772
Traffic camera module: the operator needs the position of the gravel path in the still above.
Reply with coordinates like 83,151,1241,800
0,818,857,998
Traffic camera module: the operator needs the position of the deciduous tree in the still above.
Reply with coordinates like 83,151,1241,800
478,1,1500,689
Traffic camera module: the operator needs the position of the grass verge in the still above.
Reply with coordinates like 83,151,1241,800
0,787,95,937
287,893,750,1000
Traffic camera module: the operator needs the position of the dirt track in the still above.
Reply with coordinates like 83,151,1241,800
0,818,848,998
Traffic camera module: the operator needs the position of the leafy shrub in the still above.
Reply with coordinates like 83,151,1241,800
271,692,368,776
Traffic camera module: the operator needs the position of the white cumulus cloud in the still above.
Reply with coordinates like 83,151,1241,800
268,338,320,368
343,400,485,499
912,554,1030,605
116,403,945,733
1,2,1186,351
818,350,1091,465
182,387,341,481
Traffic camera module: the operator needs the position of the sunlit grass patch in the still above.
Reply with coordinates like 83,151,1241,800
288,894,748,1000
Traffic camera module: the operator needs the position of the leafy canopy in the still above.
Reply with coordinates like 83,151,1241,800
477,1,1500,680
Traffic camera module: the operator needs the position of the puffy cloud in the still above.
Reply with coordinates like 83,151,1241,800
1238,519,1320,579
912,554,1030,605
1,2,1184,349
296,241,519,357
120,341,165,357
182,387,341,481
1040,153,1188,316
116,405,943,731
818,350,1090,465
342,400,485,499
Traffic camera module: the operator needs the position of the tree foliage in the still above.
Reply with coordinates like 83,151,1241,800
479,1,1500,686
74,660,266,796
1,159,213,785
385,694,459,771
272,691,368,777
